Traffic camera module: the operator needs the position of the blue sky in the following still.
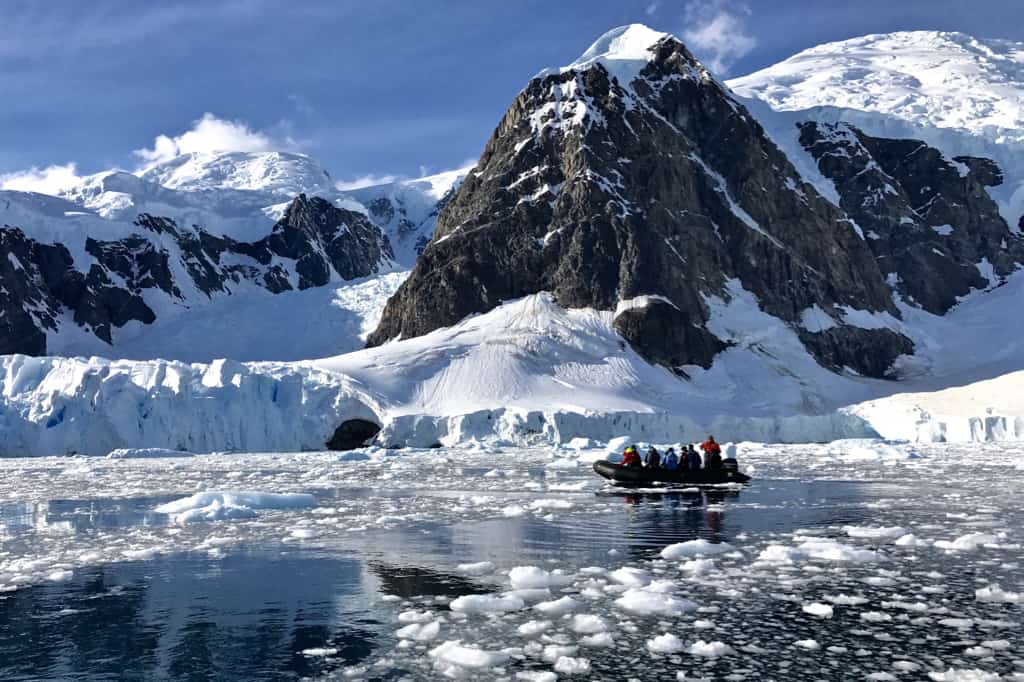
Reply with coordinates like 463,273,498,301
2,0,1023,191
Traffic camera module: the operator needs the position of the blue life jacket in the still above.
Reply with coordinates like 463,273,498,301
663,452,679,470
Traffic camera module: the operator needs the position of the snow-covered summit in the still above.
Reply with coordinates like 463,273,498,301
137,150,335,196
536,23,676,85
729,31,1024,144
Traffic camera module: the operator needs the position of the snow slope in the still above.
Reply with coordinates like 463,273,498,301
345,167,469,264
728,31,1024,228
49,271,407,363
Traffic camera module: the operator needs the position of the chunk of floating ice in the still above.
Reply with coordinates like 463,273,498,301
894,533,927,547
866,673,897,681
154,491,315,524
681,558,716,575
505,588,553,603
571,614,607,634
106,447,196,459
533,596,579,615
502,504,527,517
660,539,734,559
457,561,495,576
396,620,441,641
429,640,510,669
301,647,338,657
843,525,908,539
449,594,525,614
934,532,999,551
794,639,820,650
824,594,869,605
517,619,553,637
614,588,698,616
802,602,834,618
926,669,1002,681
688,640,735,657
647,633,684,653
47,570,74,582
541,644,578,662
515,672,557,682
398,609,435,623
860,611,892,622
758,539,880,563
580,631,613,647
509,566,573,589
975,584,1022,603
529,498,574,511
553,656,591,675
609,567,651,586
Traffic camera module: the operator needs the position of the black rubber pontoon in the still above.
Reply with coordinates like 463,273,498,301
593,460,750,485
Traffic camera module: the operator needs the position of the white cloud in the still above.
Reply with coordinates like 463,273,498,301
682,1,756,75
645,2,660,16
133,113,286,166
0,163,83,195
335,174,400,191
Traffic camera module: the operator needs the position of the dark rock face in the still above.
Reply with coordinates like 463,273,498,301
326,418,382,450
0,194,392,355
798,327,914,379
369,37,912,378
798,122,1024,313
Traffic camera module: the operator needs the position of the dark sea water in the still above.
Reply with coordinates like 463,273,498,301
0,450,1022,680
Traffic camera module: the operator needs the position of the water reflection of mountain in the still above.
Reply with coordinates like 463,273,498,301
0,497,172,534
0,552,382,680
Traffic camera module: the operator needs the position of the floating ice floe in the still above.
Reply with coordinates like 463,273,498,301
395,619,441,641
647,633,685,653
688,640,736,657
106,448,197,459
975,584,1022,603
533,596,580,615
934,532,1001,551
154,491,315,523
802,602,834,618
660,539,734,559
456,561,495,575
843,525,908,539
927,669,1003,681
509,566,574,589
570,614,607,634
429,640,511,669
449,593,525,614
758,538,881,563
614,587,698,616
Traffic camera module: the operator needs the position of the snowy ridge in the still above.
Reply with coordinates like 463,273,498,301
729,30,1024,228
536,24,671,85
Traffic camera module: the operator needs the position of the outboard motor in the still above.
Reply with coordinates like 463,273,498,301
723,458,739,472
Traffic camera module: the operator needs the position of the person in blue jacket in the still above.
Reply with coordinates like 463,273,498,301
663,447,679,470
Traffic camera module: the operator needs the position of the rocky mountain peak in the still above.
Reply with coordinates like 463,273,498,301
369,26,912,378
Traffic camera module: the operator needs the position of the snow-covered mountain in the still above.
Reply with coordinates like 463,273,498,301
728,30,1024,230
0,151,462,358
4,25,1024,456
370,24,1022,378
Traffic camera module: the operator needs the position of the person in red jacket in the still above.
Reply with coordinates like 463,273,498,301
621,445,642,468
701,436,723,469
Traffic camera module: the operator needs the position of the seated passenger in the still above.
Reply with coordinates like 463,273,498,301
685,444,702,470
621,446,642,468
663,448,679,470
644,446,661,468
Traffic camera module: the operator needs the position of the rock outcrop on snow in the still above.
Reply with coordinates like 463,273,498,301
369,25,912,378
798,122,1024,313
